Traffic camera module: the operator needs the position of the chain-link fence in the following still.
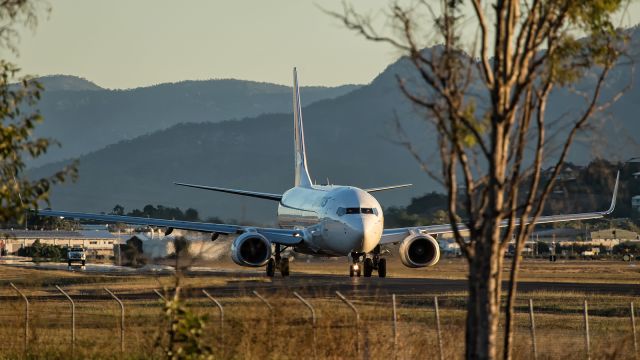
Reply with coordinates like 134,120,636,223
0,284,637,359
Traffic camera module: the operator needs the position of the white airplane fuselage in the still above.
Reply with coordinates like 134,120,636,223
277,185,384,256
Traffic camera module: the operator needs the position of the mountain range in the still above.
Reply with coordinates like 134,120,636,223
29,75,359,166
29,31,640,225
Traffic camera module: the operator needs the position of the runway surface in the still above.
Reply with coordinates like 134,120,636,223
198,273,640,298
1,259,638,301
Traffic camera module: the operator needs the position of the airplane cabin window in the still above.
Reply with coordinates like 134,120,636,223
361,208,374,214
346,208,360,214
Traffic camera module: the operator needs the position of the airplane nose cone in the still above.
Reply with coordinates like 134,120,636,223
362,216,382,252
347,216,382,253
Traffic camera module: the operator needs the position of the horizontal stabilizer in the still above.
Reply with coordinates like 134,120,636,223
364,184,412,193
174,182,283,201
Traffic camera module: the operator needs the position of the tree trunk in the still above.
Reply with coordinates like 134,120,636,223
466,232,503,360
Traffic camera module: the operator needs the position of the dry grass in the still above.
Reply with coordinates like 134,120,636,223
0,260,638,359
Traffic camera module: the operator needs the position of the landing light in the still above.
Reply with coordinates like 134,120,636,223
353,264,359,271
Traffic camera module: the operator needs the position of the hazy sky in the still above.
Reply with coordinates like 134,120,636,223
14,0,640,89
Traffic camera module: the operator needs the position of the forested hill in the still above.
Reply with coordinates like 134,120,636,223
385,159,635,228
28,75,359,166
29,28,640,224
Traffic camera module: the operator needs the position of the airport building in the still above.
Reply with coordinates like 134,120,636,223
0,229,123,257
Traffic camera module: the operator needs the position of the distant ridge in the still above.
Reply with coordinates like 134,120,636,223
36,75,103,91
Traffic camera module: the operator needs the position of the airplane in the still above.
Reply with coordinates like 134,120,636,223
36,68,620,278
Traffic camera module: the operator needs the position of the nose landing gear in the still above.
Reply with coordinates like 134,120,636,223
350,251,387,278
349,262,361,277
266,244,290,277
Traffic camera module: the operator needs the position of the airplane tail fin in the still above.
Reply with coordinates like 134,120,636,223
293,68,313,188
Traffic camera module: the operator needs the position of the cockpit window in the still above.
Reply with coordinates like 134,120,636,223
337,207,379,216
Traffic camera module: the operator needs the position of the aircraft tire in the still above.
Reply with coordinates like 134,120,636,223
349,266,355,277
280,258,290,277
363,258,373,277
82,260,85,266
266,258,276,277
378,258,387,278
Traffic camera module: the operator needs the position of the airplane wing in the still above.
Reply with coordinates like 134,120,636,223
174,182,283,201
363,184,412,193
380,172,619,245
34,209,303,246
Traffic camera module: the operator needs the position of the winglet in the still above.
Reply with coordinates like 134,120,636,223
603,171,619,215
293,68,313,188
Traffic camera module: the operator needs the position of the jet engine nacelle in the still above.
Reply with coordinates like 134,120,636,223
399,233,440,268
231,232,272,267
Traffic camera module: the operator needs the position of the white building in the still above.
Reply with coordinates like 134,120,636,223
0,229,121,256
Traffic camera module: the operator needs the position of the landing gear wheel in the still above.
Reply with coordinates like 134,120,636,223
67,261,71,267
378,258,387,278
363,258,373,277
349,265,355,277
266,258,276,277
280,258,290,277
81,260,85,266
356,266,361,277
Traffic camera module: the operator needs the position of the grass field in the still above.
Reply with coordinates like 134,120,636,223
0,258,637,359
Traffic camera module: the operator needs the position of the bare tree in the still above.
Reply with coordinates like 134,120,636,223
329,1,629,359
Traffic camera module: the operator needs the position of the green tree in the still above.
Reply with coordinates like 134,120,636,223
112,204,125,216
535,241,550,254
0,0,76,225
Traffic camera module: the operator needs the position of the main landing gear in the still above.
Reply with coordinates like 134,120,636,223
350,246,386,278
266,244,290,277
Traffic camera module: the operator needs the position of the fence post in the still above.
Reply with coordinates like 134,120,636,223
528,299,538,360
153,289,167,302
253,290,275,353
294,292,317,359
584,299,590,360
9,283,29,354
56,285,76,356
104,288,125,353
392,294,398,359
202,290,224,354
434,296,444,360
631,302,637,359
336,291,360,358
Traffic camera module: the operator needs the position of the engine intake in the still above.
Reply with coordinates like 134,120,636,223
399,234,440,268
231,232,272,267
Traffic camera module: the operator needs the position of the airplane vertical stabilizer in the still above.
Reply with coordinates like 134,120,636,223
293,68,313,188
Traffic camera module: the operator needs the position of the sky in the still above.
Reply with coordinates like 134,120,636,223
13,0,640,90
